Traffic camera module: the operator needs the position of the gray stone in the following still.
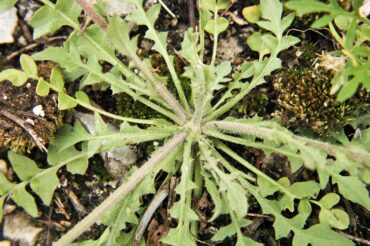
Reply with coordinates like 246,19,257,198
2,212,43,246
74,112,137,179
0,7,18,44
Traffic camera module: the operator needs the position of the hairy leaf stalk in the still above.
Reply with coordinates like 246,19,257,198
208,120,370,166
54,132,188,245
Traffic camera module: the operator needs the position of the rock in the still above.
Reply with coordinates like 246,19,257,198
102,0,136,16
360,0,370,17
0,7,18,44
2,212,43,246
74,112,137,179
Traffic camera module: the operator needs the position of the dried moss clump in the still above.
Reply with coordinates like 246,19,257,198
0,63,63,151
273,50,369,134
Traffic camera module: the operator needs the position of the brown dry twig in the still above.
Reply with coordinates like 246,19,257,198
67,189,87,215
5,36,68,61
187,0,196,29
158,0,176,19
75,0,108,30
134,189,169,246
339,232,370,246
54,195,71,220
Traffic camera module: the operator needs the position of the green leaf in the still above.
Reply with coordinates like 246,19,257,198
203,171,224,221
58,92,77,110
212,218,250,241
103,169,157,245
0,69,28,86
29,0,82,39
281,13,296,32
164,140,197,246
336,75,360,102
279,35,300,51
52,123,89,152
319,193,340,209
335,15,352,31
162,228,196,246
260,0,282,25
285,0,345,16
0,196,5,222
279,179,320,212
50,66,65,92
257,176,279,197
107,16,138,59
256,0,285,36
0,173,16,196
36,77,50,96
0,0,17,11
292,224,353,246
66,147,89,175
250,182,352,245
237,237,261,246
12,183,38,217
202,0,230,11
223,179,248,217
169,202,199,221
48,143,89,175
32,46,82,74
30,167,59,205
75,91,91,105
242,5,261,24
8,152,41,181
68,25,116,63
253,57,282,85
20,54,38,78
319,207,349,230
180,29,199,63
247,32,274,57
332,174,370,210
205,17,229,35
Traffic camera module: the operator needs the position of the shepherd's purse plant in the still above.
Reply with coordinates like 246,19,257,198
0,0,369,245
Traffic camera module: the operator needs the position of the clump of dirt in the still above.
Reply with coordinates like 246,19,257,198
0,63,63,151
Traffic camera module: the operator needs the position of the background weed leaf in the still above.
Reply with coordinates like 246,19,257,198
0,69,28,86
292,224,353,246
50,66,65,92
0,173,16,196
29,0,82,39
58,92,78,110
203,171,224,221
8,151,42,181
36,77,51,96
12,183,38,217
20,54,38,78
247,32,273,57
205,17,229,35
319,207,349,230
242,5,261,24
331,174,370,210
30,167,59,206
211,218,250,241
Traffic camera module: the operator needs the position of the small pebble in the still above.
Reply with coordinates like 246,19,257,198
26,118,35,125
32,105,45,117
3,212,43,246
